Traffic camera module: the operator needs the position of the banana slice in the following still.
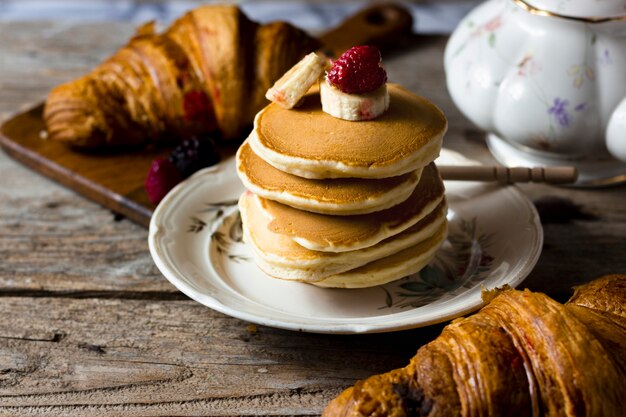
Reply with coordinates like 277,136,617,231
320,78,389,121
265,52,327,109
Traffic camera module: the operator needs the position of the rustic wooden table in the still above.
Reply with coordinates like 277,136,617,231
1,4,625,416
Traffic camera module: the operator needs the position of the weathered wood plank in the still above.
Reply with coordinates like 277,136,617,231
518,183,626,300
0,189,171,293
0,296,444,415
0,21,133,119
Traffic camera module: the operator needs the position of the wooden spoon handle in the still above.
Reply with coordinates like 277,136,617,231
318,4,414,57
438,165,579,184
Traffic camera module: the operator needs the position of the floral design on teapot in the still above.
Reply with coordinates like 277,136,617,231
444,0,626,161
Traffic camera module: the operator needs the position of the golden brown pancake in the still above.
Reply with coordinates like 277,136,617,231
313,222,448,288
236,140,422,215
258,163,445,252
240,189,448,281
248,83,447,179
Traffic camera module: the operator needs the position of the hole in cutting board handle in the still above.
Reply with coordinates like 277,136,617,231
365,6,402,26
318,3,414,57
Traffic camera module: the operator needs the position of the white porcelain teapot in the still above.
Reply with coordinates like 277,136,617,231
444,0,626,185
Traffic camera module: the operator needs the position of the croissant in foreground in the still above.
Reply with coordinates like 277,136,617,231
43,5,319,147
324,274,626,417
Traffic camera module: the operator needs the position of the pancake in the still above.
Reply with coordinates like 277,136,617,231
237,140,422,215
249,83,447,179
258,162,445,252
240,189,448,281
313,222,448,288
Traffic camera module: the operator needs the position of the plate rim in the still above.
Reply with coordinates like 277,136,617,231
148,149,543,334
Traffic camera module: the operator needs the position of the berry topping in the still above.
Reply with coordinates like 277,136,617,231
168,136,220,179
145,158,182,205
327,46,387,94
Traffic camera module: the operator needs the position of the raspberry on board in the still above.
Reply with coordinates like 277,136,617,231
145,158,183,205
327,46,387,94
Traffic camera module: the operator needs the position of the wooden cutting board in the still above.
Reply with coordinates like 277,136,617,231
0,4,413,227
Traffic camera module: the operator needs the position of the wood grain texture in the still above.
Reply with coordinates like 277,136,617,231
0,6,625,416
0,297,443,416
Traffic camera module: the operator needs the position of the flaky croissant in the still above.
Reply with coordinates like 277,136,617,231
324,274,626,417
43,5,319,147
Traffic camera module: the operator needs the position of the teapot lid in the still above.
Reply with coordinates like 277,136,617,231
515,0,626,21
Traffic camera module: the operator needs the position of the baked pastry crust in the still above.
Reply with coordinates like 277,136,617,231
323,275,626,417
43,6,319,147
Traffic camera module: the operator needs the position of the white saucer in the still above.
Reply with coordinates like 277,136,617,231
148,149,543,334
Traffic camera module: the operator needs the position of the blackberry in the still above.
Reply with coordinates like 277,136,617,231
169,136,220,179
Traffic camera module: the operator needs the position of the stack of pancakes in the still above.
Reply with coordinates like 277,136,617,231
236,84,448,288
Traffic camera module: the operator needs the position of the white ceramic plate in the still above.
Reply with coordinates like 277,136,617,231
148,149,543,334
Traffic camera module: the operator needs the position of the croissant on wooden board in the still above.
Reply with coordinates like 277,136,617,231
323,274,626,417
43,5,319,147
